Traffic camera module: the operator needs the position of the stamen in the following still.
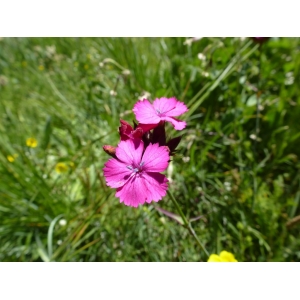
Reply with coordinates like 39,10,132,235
140,161,145,167
126,165,133,170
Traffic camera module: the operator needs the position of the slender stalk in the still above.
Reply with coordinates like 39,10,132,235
254,45,263,154
167,189,209,258
252,45,263,211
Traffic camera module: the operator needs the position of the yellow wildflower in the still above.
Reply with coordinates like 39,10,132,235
7,154,18,163
38,65,44,71
55,162,68,174
208,251,238,262
26,137,38,148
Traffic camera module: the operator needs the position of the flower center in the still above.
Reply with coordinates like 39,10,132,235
126,161,145,174
156,106,175,116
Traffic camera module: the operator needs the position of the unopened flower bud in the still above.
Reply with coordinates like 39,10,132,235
103,145,117,158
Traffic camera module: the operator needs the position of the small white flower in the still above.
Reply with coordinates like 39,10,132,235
159,217,166,224
59,219,67,226
197,53,206,61
184,37,202,46
138,91,151,100
285,76,294,85
202,71,209,77
45,45,56,57
110,90,117,96
182,157,190,163
122,69,131,76
250,134,257,140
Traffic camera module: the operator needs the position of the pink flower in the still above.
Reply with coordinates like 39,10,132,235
133,97,188,131
103,139,169,207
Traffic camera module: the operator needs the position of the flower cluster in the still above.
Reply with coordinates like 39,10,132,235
103,97,188,207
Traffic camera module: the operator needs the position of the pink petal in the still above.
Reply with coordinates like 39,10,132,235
153,97,188,117
133,99,161,124
162,116,187,130
142,143,169,172
164,97,188,117
103,158,132,188
115,175,148,207
115,172,168,207
142,172,168,203
115,139,143,166
153,97,177,114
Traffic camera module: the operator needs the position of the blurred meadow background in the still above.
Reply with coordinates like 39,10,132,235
0,37,300,262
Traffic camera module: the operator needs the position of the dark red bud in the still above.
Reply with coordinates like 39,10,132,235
132,127,143,139
119,120,133,141
119,120,144,141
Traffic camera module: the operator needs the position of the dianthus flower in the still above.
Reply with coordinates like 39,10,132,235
207,250,238,262
133,97,188,131
103,139,169,207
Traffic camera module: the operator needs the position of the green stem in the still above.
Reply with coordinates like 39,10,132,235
167,189,209,258
252,45,263,212
254,45,263,155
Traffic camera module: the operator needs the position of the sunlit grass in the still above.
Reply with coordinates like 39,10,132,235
0,37,300,261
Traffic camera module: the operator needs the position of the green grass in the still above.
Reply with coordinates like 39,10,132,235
1,37,300,261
